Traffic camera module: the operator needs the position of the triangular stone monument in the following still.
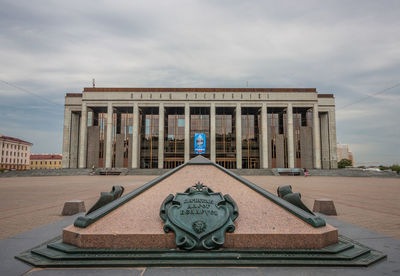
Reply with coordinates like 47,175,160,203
64,156,337,249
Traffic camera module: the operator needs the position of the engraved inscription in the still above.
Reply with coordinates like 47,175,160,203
160,182,239,250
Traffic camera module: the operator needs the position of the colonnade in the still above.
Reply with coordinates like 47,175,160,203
62,102,330,169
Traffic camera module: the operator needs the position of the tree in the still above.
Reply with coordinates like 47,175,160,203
379,165,390,171
391,164,400,174
338,158,352,168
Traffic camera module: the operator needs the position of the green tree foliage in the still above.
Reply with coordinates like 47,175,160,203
391,164,400,174
338,158,352,168
379,165,390,171
379,164,400,174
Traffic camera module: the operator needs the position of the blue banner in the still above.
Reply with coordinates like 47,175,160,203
194,133,206,154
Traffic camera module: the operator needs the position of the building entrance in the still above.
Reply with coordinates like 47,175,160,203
241,107,261,169
140,107,159,169
190,107,210,160
216,107,236,169
164,107,185,169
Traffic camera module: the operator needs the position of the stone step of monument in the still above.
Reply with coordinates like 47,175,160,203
17,236,385,267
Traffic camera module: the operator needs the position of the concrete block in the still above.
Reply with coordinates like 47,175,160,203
313,199,337,216
61,200,86,216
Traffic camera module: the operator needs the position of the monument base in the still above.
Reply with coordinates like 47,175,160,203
16,235,386,267
62,230,338,249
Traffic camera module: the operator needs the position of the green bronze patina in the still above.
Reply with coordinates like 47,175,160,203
160,182,238,250
86,185,124,215
277,185,314,215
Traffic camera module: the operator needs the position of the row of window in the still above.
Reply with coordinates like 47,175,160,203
0,157,29,164
1,143,28,150
30,161,62,165
1,151,28,157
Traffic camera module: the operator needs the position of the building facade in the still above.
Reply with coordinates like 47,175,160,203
0,134,32,170
337,144,354,165
62,88,338,170
30,154,62,170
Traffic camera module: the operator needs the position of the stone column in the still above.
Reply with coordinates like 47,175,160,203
131,103,139,168
261,103,269,168
313,103,322,169
328,108,338,168
287,103,295,168
320,113,330,169
62,106,71,168
158,103,164,168
0,141,2,166
210,102,216,162
105,102,113,169
236,103,242,169
184,103,190,162
78,102,87,168
70,112,80,168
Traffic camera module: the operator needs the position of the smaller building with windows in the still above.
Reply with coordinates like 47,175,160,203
0,133,32,170
337,144,354,165
30,154,62,170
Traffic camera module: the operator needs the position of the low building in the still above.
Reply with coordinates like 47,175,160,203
0,133,32,170
337,144,354,165
30,154,62,170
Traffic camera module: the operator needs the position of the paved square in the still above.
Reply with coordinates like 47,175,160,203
0,175,399,240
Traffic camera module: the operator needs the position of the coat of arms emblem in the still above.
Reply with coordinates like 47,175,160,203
160,182,238,250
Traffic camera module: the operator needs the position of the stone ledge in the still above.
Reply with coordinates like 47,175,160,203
62,229,338,249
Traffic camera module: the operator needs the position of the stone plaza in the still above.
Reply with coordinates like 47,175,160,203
1,173,400,274
1,175,399,241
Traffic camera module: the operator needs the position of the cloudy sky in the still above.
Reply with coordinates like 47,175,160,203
0,0,399,165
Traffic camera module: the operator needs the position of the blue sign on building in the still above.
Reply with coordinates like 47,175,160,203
194,133,206,154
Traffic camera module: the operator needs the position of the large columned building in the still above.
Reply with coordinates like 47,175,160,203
62,88,337,170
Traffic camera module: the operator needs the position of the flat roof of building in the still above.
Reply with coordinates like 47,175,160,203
66,88,334,98
0,135,32,145
30,154,62,160
82,87,317,93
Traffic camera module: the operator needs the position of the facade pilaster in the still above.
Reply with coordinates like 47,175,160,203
105,102,113,169
210,102,216,162
70,112,80,168
261,103,269,168
158,103,164,168
328,109,338,168
184,103,190,162
313,103,322,169
78,102,87,168
62,106,71,168
235,103,242,169
287,103,295,168
0,140,2,165
320,113,330,169
131,103,139,168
